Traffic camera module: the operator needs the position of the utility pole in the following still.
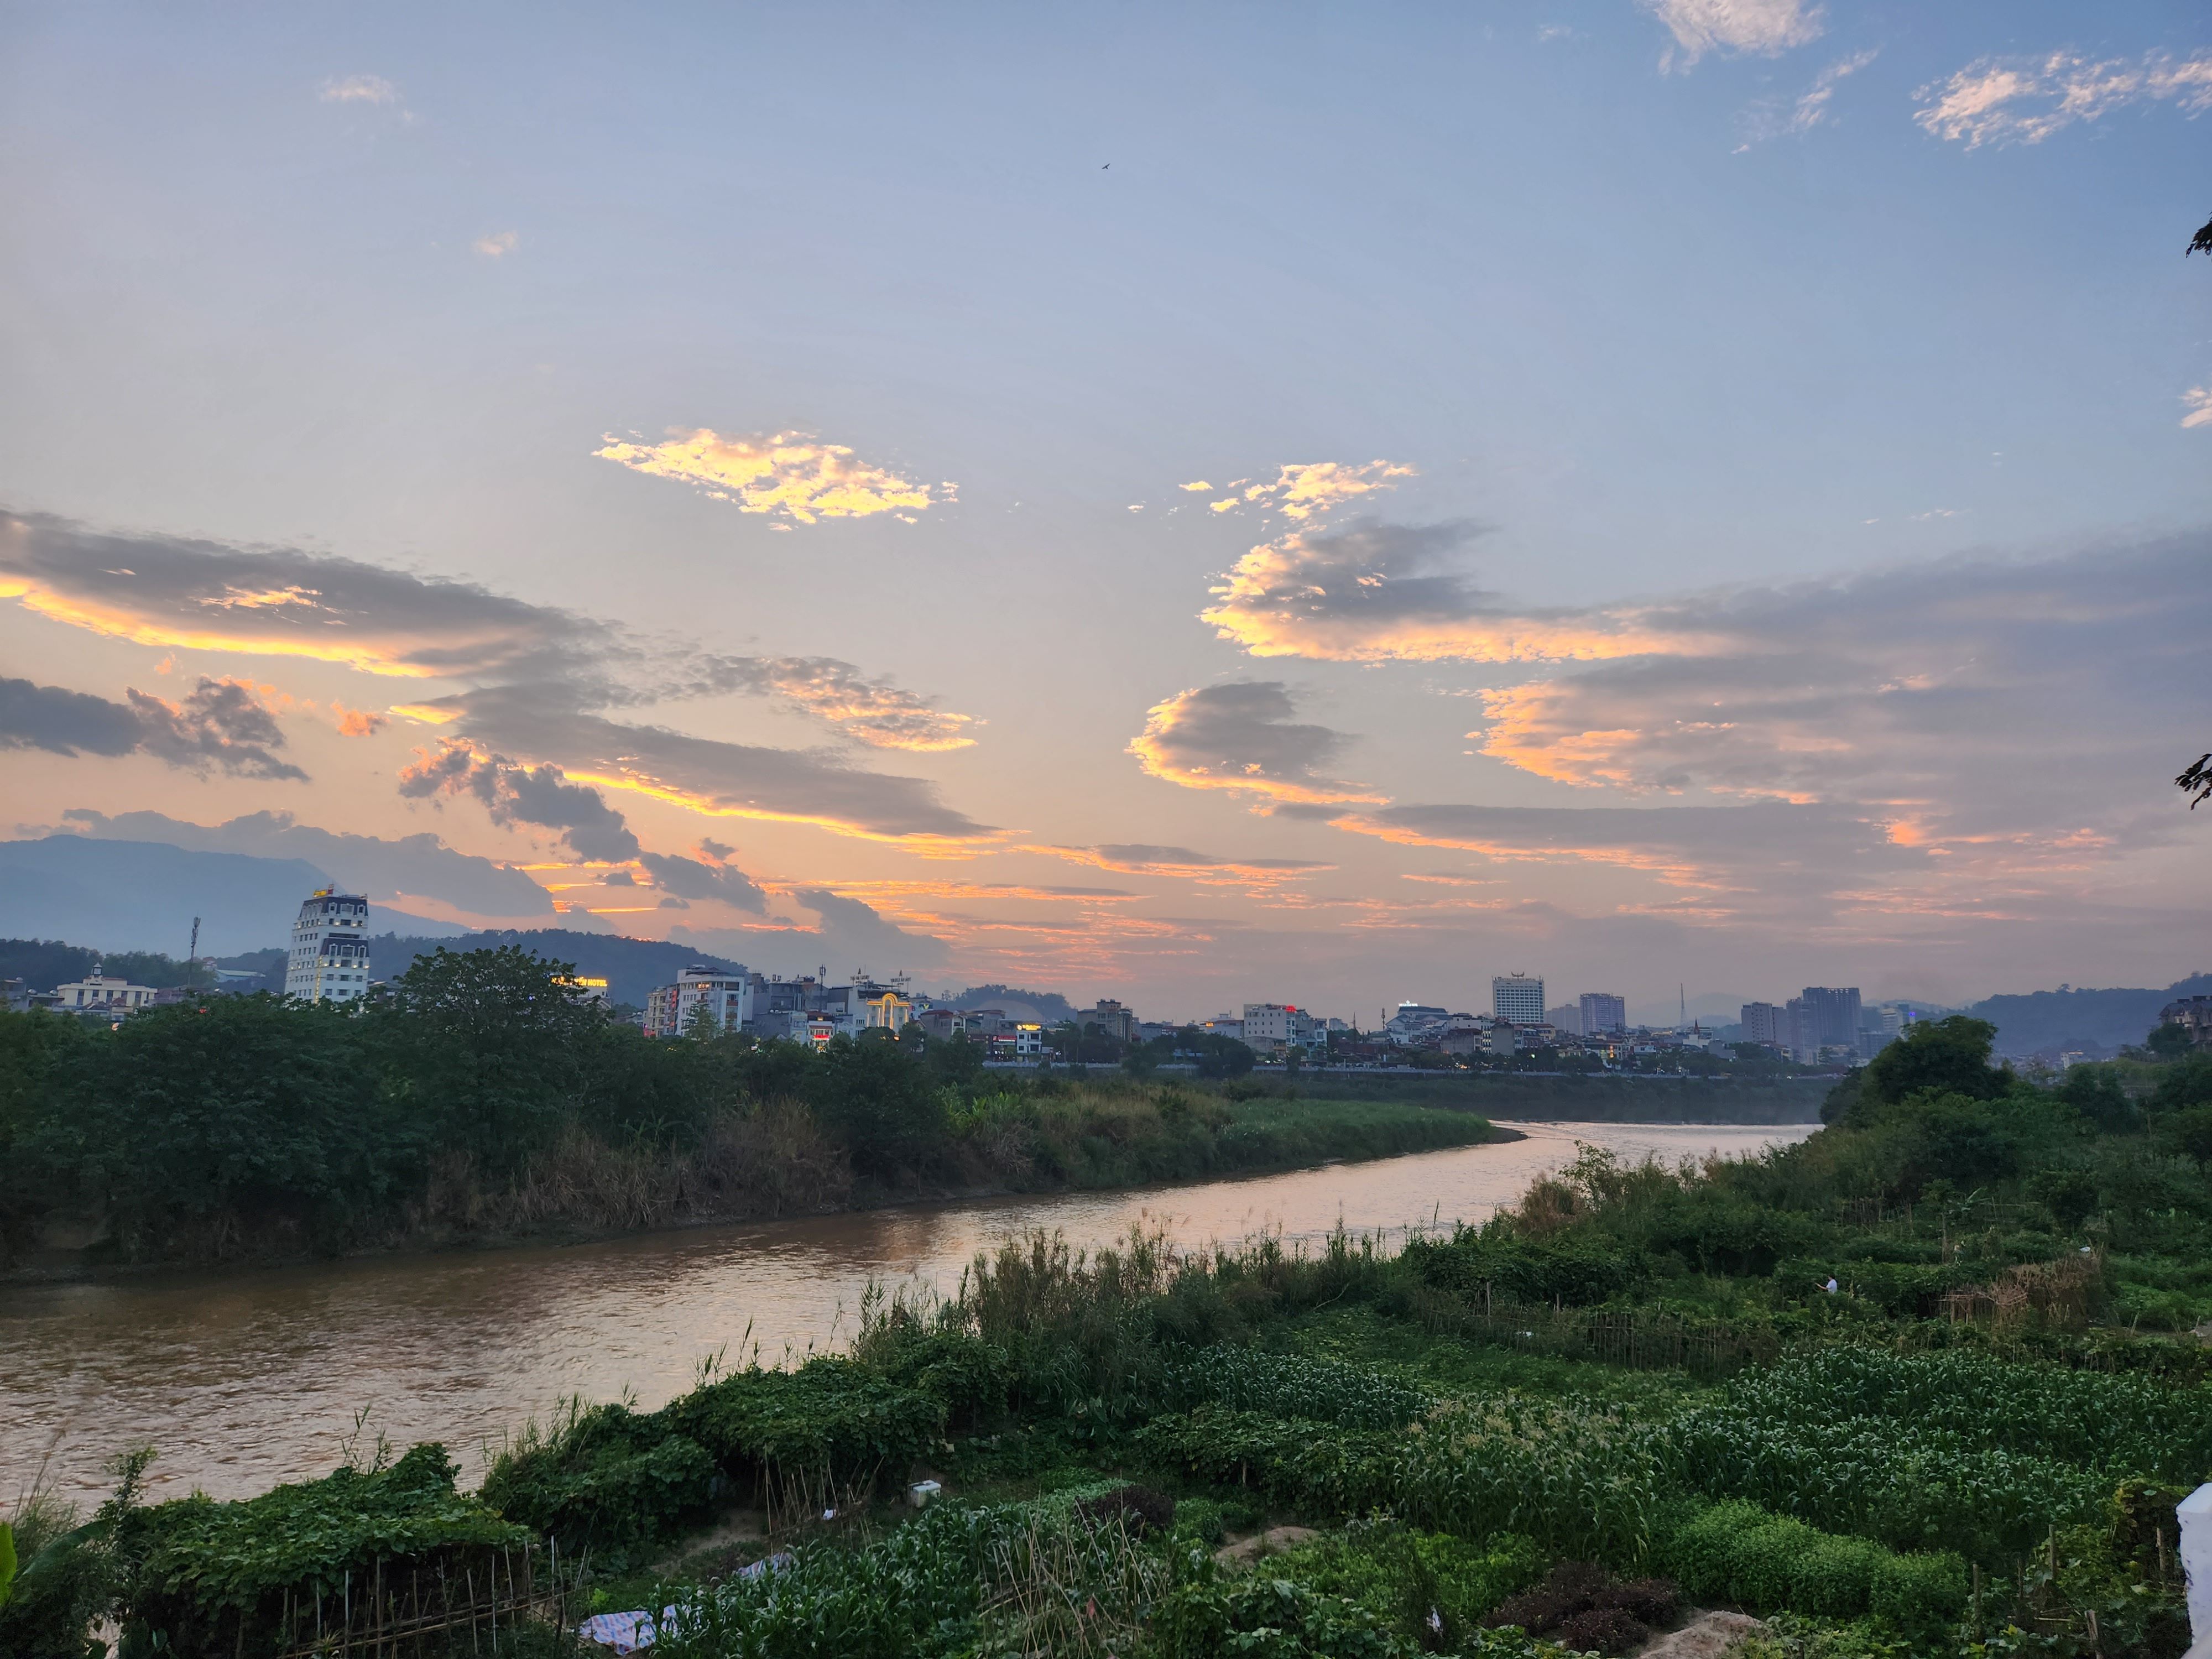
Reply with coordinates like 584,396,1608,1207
190,917,202,988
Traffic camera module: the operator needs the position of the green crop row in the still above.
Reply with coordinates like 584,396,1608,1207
1662,1501,1968,1636
1717,1347,2212,1478
1160,1344,1432,1428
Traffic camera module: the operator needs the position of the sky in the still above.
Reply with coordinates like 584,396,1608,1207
2,0,2209,1024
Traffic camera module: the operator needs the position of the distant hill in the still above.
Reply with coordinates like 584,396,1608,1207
0,836,466,958
943,983,1080,1024
1968,973,2212,1058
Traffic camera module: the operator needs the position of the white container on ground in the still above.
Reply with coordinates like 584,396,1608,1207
2179,1481,2212,1656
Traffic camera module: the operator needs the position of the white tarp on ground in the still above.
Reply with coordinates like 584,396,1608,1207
578,1554,794,1652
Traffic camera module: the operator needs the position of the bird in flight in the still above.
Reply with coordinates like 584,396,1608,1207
1102,163,1110,169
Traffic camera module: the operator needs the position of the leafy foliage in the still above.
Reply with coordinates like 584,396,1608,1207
1161,1345,1431,1429
1662,1501,1967,1635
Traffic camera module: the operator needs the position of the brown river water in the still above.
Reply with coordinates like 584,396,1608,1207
5,1120,1808,1511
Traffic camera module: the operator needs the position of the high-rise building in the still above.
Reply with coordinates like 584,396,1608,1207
285,889,371,1003
1578,993,1626,1036
1740,1001,1788,1047
1797,987,1861,1054
1492,973,1546,1024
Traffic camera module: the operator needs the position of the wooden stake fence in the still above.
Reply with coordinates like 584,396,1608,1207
271,1540,580,1659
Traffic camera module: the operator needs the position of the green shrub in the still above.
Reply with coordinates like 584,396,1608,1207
666,1357,947,1494
479,1402,716,1566
130,1444,532,1657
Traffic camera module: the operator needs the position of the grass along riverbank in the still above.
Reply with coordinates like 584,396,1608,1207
11,1016,2209,1658
3,1062,1499,1277
0,945,1503,1275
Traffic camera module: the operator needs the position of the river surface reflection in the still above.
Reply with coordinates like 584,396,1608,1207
6,1119,1808,1508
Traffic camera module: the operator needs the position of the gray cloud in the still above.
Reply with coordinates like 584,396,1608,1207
398,737,641,862
60,807,556,916
129,679,307,781
2,672,304,780
638,848,769,914
795,888,950,968
0,510,982,755
1337,799,1907,877
1127,681,1381,806
1,675,143,757
1,510,995,851
1472,535,2211,846
1032,841,1334,879
0,511,613,682
1201,518,1684,665
434,684,992,842
680,655,979,752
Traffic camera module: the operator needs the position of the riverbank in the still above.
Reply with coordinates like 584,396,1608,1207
1279,1072,1830,1123
3,1087,1503,1282
14,1056,2198,1659
3,1121,1804,1511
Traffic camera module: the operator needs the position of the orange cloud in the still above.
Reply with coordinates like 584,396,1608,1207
594,429,938,523
332,703,388,738
1200,521,1689,664
0,514,609,680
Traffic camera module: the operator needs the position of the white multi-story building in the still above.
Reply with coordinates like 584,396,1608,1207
1243,1003,1328,1056
1492,973,1546,1025
673,965,753,1035
286,890,372,1003
54,971,158,1018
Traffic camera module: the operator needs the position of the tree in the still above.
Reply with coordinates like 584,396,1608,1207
2180,754,2211,808
2180,215,2209,798
804,1036,945,1179
1851,1016,2010,1117
369,946,605,1171
46,995,389,1254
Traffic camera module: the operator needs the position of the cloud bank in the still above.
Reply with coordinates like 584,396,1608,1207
1,510,993,852
638,846,769,914
60,807,556,915
398,738,643,862
2,672,304,780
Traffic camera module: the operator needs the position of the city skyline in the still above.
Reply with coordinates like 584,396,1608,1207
3,1,2209,1017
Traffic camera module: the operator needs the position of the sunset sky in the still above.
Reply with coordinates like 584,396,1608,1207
3,1,2209,1021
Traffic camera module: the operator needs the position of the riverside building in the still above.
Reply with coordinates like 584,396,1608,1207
285,889,372,1003
1492,973,1546,1025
